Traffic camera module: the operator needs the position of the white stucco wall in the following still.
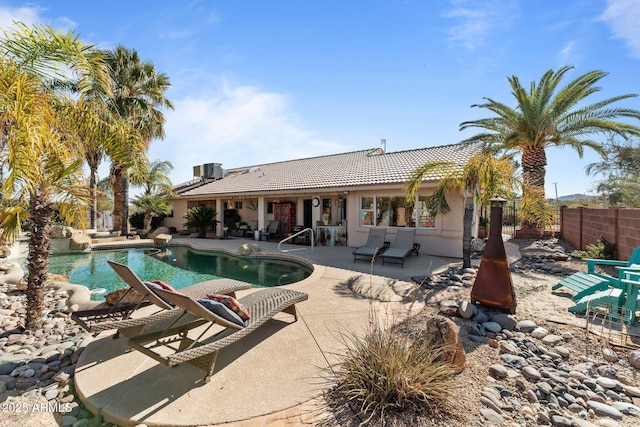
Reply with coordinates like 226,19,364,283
164,187,467,259
345,190,465,258
161,199,189,231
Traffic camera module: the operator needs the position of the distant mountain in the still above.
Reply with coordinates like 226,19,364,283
557,194,590,201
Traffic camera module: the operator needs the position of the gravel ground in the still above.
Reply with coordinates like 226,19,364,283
323,238,640,427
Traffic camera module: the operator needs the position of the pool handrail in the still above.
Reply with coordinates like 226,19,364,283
278,227,314,253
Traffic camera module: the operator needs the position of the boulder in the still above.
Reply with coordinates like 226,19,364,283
104,287,145,305
629,349,640,370
149,227,170,239
423,316,466,374
0,261,24,285
0,245,11,258
238,244,252,255
153,234,172,245
68,234,92,251
471,238,485,252
50,225,73,239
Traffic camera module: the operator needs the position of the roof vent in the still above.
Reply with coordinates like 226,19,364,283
367,148,384,157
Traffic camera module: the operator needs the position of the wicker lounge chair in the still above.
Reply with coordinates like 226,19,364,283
353,228,387,262
127,287,308,383
381,228,418,267
71,261,251,338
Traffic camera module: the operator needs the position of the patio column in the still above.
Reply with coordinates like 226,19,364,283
257,197,266,231
216,199,224,238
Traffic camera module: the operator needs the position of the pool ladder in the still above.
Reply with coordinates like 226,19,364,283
278,228,314,253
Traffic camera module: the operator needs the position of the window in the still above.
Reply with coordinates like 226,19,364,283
267,202,274,214
234,201,243,209
417,195,436,228
360,196,374,225
359,195,435,228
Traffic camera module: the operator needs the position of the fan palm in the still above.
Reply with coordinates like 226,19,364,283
131,159,175,232
0,23,111,329
405,150,516,268
460,66,640,227
104,46,173,235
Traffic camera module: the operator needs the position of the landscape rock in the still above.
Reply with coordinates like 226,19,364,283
68,234,91,251
629,349,640,369
423,316,466,374
153,233,172,245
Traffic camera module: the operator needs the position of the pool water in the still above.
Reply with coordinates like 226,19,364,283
45,246,312,297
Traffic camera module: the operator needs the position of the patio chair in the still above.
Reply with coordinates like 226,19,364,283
261,220,280,240
352,228,387,262
380,228,418,267
553,247,640,301
71,261,251,338
127,287,309,383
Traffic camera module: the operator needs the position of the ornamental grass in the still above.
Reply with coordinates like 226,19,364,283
328,315,455,424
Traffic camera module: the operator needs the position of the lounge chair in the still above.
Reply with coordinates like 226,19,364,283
71,261,251,338
568,269,640,324
261,220,280,240
553,247,640,300
127,287,308,383
353,228,387,262
381,228,418,267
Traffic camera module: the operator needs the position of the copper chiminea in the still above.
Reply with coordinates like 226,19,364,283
470,197,517,314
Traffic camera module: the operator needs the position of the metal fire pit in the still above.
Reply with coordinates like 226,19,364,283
470,197,517,314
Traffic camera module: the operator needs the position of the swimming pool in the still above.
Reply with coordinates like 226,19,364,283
45,246,312,297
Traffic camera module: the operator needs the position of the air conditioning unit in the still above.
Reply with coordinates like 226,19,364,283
203,163,224,179
193,165,203,178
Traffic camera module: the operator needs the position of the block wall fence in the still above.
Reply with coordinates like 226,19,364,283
560,206,640,261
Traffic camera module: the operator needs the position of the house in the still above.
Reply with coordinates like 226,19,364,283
161,141,483,258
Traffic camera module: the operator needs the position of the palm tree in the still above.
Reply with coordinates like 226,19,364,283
460,66,640,227
0,23,111,329
61,98,139,230
405,151,516,268
130,159,175,232
184,206,219,238
103,46,173,235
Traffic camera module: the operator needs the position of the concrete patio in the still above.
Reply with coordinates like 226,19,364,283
74,236,457,426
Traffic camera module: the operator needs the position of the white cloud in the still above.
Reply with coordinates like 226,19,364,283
0,6,76,34
0,5,42,28
601,0,640,58
443,0,519,52
149,81,346,184
557,41,576,66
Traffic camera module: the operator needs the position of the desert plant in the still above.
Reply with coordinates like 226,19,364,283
183,206,219,238
519,187,555,232
571,236,616,260
328,315,455,423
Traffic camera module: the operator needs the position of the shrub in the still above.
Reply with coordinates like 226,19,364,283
328,315,455,423
571,236,616,259
129,211,144,230
183,206,219,238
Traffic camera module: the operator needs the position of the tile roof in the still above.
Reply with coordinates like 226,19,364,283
178,141,483,197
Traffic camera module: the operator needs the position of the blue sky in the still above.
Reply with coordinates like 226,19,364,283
1,0,640,197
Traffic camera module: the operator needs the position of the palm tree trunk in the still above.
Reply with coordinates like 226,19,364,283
521,147,547,196
121,176,129,236
143,211,152,231
86,149,101,230
462,196,474,269
89,166,98,230
111,164,123,233
25,187,53,330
